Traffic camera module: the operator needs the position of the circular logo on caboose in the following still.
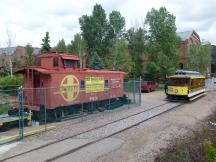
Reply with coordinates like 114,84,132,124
60,75,80,102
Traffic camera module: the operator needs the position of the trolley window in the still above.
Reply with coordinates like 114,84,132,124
168,78,189,86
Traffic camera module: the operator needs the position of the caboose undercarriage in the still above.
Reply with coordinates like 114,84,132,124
31,95,128,123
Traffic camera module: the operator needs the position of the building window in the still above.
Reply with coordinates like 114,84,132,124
53,57,59,67
179,63,184,69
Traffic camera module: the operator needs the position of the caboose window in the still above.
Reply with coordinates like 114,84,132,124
105,80,109,88
80,80,85,89
36,58,41,66
64,60,74,68
53,57,59,67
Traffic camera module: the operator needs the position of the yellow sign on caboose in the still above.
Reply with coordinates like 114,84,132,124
85,77,104,93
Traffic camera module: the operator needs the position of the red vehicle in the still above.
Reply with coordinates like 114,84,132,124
15,51,127,121
140,80,157,92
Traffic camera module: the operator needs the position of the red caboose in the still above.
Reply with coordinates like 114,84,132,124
16,51,126,121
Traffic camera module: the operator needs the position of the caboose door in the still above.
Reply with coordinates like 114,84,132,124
34,74,50,107
33,73,41,105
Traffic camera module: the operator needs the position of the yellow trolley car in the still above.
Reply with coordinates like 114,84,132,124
166,71,206,101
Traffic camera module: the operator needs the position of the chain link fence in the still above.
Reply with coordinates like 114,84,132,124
0,80,141,144
205,77,216,91
0,86,21,144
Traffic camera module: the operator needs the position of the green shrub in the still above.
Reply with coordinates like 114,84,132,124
0,104,10,115
203,139,216,162
0,76,23,86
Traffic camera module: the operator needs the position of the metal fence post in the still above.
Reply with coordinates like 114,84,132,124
127,93,130,109
18,86,24,140
133,80,135,104
108,84,111,110
44,88,47,131
139,76,142,106
81,102,84,121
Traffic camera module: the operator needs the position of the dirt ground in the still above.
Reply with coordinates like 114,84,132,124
1,90,216,162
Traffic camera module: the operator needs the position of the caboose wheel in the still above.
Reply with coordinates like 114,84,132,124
97,106,105,112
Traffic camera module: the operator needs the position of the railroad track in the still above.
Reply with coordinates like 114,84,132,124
1,101,185,162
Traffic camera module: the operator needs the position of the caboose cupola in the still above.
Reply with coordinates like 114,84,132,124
36,51,79,69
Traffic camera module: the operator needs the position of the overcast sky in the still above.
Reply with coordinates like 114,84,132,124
0,0,215,47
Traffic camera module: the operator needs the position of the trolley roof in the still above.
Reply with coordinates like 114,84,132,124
175,70,201,76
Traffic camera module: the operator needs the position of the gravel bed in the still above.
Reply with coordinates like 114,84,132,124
0,92,166,160
77,102,179,140
2,101,180,162
25,95,167,142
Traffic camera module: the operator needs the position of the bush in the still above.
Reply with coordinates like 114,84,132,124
203,139,216,162
0,104,11,115
0,76,23,86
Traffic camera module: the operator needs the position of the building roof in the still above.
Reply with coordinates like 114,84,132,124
33,48,40,55
177,30,200,42
0,46,40,55
177,31,194,41
0,47,16,55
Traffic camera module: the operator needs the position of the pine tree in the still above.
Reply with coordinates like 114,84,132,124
56,39,66,53
41,32,51,53
88,52,104,69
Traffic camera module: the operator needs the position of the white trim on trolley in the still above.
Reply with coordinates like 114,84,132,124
189,93,206,101
188,89,206,97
